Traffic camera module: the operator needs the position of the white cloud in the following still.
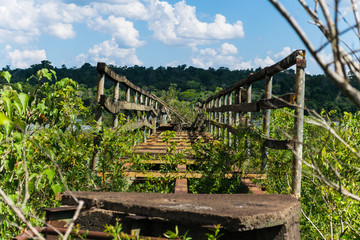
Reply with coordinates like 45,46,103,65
46,23,76,39
88,16,145,48
147,0,244,46
0,0,94,44
90,1,149,20
0,0,247,68
191,44,290,70
4,45,46,68
219,43,238,55
274,46,292,59
254,56,275,68
192,43,243,69
77,38,142,66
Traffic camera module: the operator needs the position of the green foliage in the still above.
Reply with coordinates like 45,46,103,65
164,226,192,240
188,138,248,194
0,69,141,237
205,225,224,240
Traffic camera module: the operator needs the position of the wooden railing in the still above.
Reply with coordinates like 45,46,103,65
199,49,306,198
92,62,189,169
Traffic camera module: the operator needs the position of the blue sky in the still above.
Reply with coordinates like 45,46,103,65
0,0,355,74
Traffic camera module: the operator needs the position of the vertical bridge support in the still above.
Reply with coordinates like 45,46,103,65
292,54,306,198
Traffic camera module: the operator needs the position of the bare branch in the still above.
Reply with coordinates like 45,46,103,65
351,0,360,38
301,209,326,239
268,0,360,108
0,188,45,240
62,200,84,240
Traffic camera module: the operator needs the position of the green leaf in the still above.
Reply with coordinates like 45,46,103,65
50,69,57,80
0,71,11,83
15,82,23,92
1,97,12,120
4,121,14,137
37,69,52,81
0,113,11,126
44,168,56,183
18,92,30,115
0,214,6,224
51,183,63,195
13,119,26,132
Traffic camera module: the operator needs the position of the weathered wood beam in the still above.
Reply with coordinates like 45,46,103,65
100,95,157,116
206,94,295,113
97,62,190,124
257,93,296,109
121,119,154,131
264,138,293,150
97,62,154,99
207,120,293,150
203,50,304,103
207,120,238,134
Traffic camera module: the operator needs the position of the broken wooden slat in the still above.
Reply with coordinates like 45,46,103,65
100,95,157,115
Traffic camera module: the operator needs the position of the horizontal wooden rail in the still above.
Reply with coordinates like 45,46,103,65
206,120,293,150
203,50,305,103
206,94,295,113
97,62,189,124
120,119,154,131
100,95,158,116
97,62,153,99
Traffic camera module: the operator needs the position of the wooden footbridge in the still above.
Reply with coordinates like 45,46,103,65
91,50,306,197
17,50,306,239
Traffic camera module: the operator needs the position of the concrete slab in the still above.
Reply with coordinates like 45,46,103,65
62,192,300,235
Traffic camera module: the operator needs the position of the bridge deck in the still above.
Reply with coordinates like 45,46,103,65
62,191,301,239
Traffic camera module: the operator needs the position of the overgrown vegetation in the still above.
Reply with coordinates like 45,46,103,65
1,66,359,239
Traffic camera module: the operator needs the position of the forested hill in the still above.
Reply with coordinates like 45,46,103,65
4,61,357,116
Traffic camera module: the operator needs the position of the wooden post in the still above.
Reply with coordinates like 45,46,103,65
92,73,105,170
262,75,273,170
218,97,223,139
234,88,242,148
207,102,211,132
126,87,131,122
134,92,139,122
215,98,219,138
228,93,233,146
210,100,214,134
245,83,252,163
112,81,120,128
292,54,306,198
224,95,228,143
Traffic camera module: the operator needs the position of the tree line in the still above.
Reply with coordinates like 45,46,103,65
3,60,357,118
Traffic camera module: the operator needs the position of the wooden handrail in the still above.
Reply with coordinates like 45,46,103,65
96,62,190,124
203,50,305,103
198,49,306,198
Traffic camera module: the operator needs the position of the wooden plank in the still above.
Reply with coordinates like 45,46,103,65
264,138,293,150
206,94,296,113
257,93,296,110
100,95,157,115
206,120,238,134
203,50,305,103
174,178,188,194
121,119,154,131
206,103,258,113
121,159,195,164
123,172,203,178
121,172,266,179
